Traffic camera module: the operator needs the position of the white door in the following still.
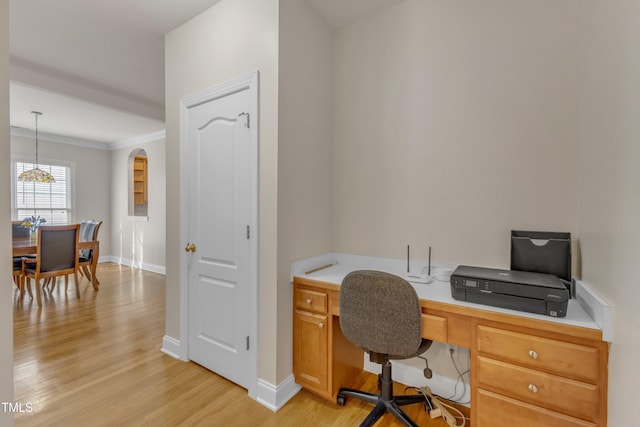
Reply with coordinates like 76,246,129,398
185,75,257,390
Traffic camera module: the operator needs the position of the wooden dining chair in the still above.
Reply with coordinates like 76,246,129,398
22,224,80,307
78,220,102,291
12,221,31,299
12,257,31,300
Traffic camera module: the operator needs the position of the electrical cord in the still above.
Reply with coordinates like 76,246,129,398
408,386,434,412
443,348,470,403
436,398,468,427
418,386,468,427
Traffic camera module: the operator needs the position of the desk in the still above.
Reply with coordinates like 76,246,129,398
293,263,608,427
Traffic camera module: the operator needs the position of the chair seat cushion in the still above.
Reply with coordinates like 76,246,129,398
389,338,432,359
79,256,91,263
13,257,23,270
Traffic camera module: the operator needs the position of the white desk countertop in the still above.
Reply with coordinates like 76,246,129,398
292,253,611,340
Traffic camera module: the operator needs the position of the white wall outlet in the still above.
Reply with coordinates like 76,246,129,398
446,344,458,358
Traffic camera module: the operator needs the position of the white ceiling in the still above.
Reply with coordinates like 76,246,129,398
9,0,400,147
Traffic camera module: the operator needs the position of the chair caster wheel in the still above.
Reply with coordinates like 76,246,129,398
336,394,346,406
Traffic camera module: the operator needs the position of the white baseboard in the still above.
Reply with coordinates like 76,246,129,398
100,255,166,275
161,335,188,361
256,374,301,412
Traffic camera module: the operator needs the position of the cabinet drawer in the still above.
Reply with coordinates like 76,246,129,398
477,325,599,382
421,314,447,342
477,356,598,422
295,288,328,313
477,389,595,427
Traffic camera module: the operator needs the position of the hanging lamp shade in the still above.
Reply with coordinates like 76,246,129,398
18,111,56,183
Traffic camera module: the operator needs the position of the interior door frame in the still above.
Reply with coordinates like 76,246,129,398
178,71,259,399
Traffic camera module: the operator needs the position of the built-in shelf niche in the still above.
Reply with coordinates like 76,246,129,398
128,149,148,218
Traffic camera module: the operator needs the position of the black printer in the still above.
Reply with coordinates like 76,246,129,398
450,265,569,317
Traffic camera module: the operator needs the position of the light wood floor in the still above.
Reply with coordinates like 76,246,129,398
13,263,469,426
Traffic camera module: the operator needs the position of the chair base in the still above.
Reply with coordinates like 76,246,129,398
337,359,427,427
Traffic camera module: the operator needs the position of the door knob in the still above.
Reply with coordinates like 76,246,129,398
184,243,196,253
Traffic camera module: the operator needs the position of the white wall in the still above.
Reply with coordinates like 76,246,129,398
578,1,640,424
165,0,280,384
10,136,112,255
110,139,166,273
0,1,14,425
277,0,333,382
332,0,581,268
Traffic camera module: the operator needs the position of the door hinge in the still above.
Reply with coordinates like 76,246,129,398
246,225,250,239
239,112,250,128
246,336,250,351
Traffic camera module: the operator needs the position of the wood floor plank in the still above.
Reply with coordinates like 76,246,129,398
14,263,469,426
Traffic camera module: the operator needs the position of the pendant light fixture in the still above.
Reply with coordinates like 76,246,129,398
18,111,56,183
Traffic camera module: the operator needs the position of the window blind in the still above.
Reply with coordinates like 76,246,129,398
15,162,71,225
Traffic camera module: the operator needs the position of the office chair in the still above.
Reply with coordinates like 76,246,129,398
337,270,432,427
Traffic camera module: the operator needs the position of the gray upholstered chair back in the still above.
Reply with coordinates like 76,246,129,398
12,221,30,239
79,220,101,258
340,270,423,358
39,226,79,272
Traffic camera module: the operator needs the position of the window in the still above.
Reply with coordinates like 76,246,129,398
14,161,71,225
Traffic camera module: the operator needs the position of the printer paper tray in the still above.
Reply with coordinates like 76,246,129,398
466,290,547,316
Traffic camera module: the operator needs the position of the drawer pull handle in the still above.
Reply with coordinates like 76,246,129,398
528,350,538,360
306,298,312,304
528,384,538,394
318,322,324,329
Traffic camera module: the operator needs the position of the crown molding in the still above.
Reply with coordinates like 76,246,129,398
11,126,111,150
109,129,166,150
10,127,166,151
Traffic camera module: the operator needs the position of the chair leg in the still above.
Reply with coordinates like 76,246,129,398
35,276,42,307
13,272,24,300
24,277,33,300
74,271,80,299
338,388,379,406
83,264,98,291
337,358,426,427
395,394,429,406
360,401,387,427
91,259,100,287
387,403,420,427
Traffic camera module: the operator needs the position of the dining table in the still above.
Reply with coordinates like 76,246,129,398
12,238,100,292
12,238,95,256
12,238,36,257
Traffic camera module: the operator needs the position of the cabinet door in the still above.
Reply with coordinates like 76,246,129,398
293,310,328,395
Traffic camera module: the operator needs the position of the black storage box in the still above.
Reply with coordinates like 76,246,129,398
511,230,572,294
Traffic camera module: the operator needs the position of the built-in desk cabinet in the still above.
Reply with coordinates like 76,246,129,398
293,283,363,400
293,277,609,426
474,323,606,427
